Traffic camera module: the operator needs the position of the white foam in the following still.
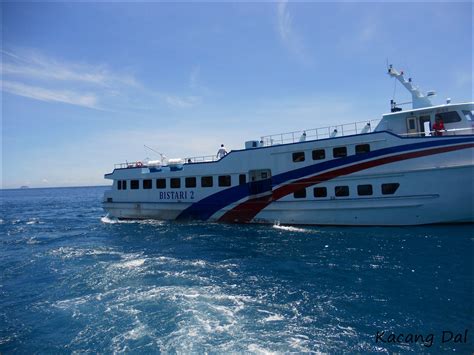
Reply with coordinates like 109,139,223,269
247,344,274,354
100,215,165,226
114,258,146,269
272,224,309,233
26,218,42,225
26,237,40,244
50,246,124,259
262,314,285,322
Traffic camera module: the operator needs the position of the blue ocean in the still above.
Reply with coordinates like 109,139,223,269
1,186,472,353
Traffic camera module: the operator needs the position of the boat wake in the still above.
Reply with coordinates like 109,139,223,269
100,215,165,226
272,223,311,233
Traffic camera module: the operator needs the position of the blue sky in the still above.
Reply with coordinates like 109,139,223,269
2,1,472,188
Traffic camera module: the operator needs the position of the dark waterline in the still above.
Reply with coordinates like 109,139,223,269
1,187,472,353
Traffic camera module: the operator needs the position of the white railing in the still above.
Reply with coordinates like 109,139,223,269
183,155,218,163
259,119,381,146
400,127,474,137
114,161,144,169
114,155,219,169
113,125,472,169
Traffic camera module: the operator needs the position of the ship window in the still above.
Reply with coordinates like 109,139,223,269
156,178,166,189
314,187,327,198
122,180,127,190
185,177,196,188
355,144,370,154
382,183,400,195
292,152,305,162
131,180,139,190
239,174,246,185
201,176,213,187
261,172,268,179
408,119,416,130
463,110,473,121
437,111,461,123
117,180,122,190
312,149,325,160
333,147,347,158
294,188,306,199
357,184,373,196
170,178,181,189
218,175,231,187
335,185,349,197
143,179,152,189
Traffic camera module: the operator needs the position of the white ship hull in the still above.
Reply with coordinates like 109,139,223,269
103,129,474,226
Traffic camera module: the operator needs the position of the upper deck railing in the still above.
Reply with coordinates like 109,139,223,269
183,155,218,164
114,155,218,169
112,123,472,169
259,119,381,146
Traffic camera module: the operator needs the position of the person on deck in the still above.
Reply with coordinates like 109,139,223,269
216,144,228,159
433,115,445,136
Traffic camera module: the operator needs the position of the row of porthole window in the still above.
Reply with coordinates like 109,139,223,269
117,174,247,190
292,144,371,162
293,183,400,199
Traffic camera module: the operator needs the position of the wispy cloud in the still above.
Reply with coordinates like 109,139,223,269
358,23,377,42
3,80,98,109
1,49,139,87
276,0,309,64
165,94,200,108
1,48,201,111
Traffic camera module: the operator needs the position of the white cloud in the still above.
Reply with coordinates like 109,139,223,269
2,80,98,109
1,48,200,111
165,95,200,108
358,23,377,42
1,49,138,87
276,0,309,64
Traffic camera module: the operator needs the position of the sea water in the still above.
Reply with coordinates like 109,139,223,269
0,186,472,353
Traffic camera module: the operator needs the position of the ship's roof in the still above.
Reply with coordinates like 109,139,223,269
382,102,473,118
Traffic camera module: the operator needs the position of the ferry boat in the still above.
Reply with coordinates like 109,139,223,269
103,66,474,225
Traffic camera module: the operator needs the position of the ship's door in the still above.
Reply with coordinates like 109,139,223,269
248,169,272,196
418,115,431,136
406,117,418,136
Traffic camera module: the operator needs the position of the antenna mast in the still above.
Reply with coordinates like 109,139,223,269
144,145,166,163
387,64,435,110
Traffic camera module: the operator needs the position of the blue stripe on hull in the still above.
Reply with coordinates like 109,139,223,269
177,137,474,221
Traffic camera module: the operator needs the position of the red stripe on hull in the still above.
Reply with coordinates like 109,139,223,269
219,143,474,223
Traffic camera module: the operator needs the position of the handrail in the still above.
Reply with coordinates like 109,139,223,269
112,125,472,169
113,155,219,169
399,127,474,137
184,155,218,163
259,119,382,146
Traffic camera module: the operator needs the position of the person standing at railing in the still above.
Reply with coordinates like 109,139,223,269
433,115,445,136
299,131,307,142
216,144,228,159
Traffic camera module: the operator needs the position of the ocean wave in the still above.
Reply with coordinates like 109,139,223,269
26,218,43,225
112,258,146,269
49,246,125,259
100,215,165,226
272,224,311,233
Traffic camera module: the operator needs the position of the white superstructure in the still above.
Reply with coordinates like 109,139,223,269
103,66,474,225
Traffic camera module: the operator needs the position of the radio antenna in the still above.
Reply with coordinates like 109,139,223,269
144,145,166,162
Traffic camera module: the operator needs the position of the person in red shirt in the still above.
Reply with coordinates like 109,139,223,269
433,115,445,136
